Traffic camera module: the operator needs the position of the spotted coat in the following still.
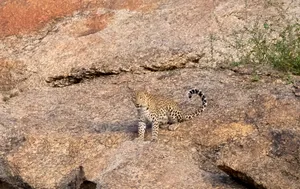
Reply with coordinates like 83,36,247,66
134,89,207,141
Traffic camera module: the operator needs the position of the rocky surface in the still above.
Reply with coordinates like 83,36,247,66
218,130,300,189
217,94,300,189
0,0,300,188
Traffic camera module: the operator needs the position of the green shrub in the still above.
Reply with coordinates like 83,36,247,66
240,23,300,75
268,24,300,74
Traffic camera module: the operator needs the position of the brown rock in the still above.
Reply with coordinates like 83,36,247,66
6,133,128,189
97,141,243,189
0,0,299,188
204,122,255,147
217,129,300,189
0,157,32,188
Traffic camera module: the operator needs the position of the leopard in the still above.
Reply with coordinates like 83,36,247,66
133,89,207,142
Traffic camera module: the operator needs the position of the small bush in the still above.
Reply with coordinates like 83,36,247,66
239,23,300,75
268,24,300,74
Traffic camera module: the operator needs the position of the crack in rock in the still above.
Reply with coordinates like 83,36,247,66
45,67,124,87
0,158,33,189
142,53,205,72
45,53,205,87
217,164,267,189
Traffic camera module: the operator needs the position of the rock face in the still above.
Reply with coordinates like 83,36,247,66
217,95,300,189
0,0,300,188
218,130,300,189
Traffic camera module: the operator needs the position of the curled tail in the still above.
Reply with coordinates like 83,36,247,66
184,89,207,120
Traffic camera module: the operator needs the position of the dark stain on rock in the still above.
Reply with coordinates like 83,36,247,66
270,130,300,158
